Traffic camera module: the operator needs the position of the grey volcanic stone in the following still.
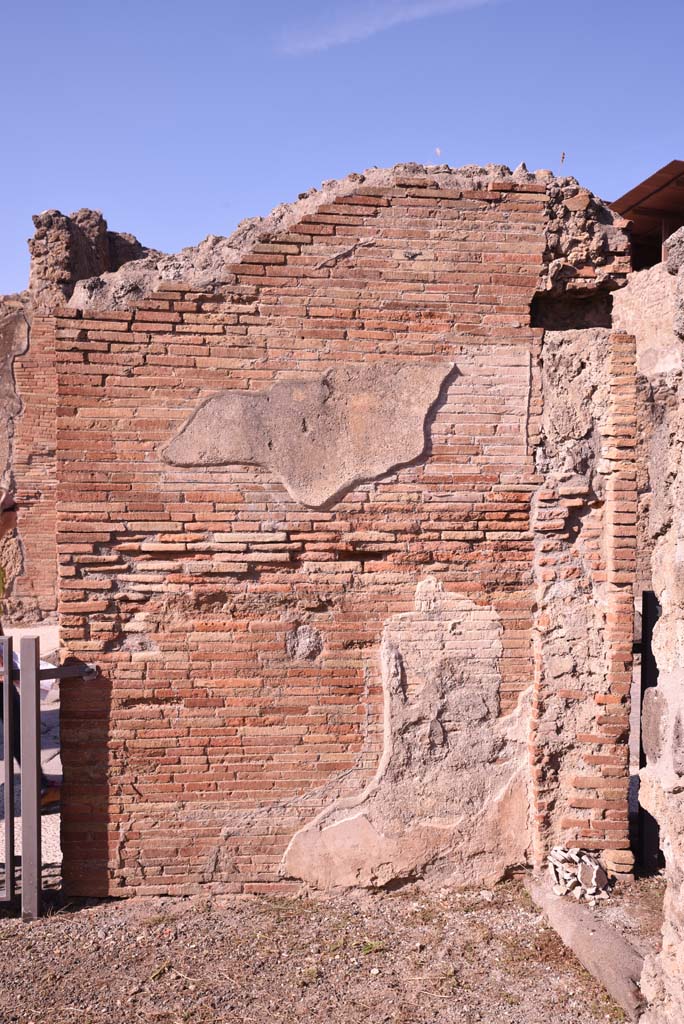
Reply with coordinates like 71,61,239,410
642,688,668,765
286,625,323,661
665,227,684,276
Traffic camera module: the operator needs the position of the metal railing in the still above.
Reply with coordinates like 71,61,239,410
1,637,95,920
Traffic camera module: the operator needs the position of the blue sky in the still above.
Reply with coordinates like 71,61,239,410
1,0,682,293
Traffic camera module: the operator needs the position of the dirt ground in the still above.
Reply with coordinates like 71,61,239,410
0,881,630,1024
600,875,666,958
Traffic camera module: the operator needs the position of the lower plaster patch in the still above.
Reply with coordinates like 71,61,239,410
281,578,531,889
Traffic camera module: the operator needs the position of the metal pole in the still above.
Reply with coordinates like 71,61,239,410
1,636,15,902
20,637,41,921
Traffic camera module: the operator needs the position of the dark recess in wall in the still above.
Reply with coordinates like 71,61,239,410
531,291,613,330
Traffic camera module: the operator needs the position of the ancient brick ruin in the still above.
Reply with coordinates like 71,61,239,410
0,210,154,620
2,160,684,1023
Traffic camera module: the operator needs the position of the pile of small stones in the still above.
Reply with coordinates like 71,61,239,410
547,846,611,904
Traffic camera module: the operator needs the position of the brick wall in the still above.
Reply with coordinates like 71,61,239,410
53,174,636,896
7,315,58,618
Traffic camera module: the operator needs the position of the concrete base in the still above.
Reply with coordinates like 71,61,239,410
525,876,646,1020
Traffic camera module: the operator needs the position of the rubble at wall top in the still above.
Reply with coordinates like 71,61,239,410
9,162,631,315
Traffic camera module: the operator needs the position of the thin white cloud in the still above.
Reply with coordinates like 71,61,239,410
280,0,498,55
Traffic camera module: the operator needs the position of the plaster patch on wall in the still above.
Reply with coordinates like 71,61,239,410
0,306,29,485
163,361,456,508
0,305,29,595
281,578,531,889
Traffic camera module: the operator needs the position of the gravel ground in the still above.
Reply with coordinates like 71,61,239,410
0,882,627,1024
600,875,666,958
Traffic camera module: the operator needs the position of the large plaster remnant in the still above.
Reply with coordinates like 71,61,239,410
282,579,530,889
164,362,455,508
613,231,684,1024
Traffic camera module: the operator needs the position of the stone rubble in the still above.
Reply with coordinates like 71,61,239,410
547,846,611,904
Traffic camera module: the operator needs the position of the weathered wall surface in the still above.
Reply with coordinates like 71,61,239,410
50,165,634,897
531,328,637,879
614,238,684,1024
67,165,629,312
0,295,29,598
28,208,153,316
0,211,153,621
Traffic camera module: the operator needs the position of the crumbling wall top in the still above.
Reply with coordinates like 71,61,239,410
65,162,631,313
28,208,157,314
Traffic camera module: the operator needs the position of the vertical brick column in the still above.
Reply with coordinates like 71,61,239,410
591,331,637,878
530,330,637,873
8,315,58,619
